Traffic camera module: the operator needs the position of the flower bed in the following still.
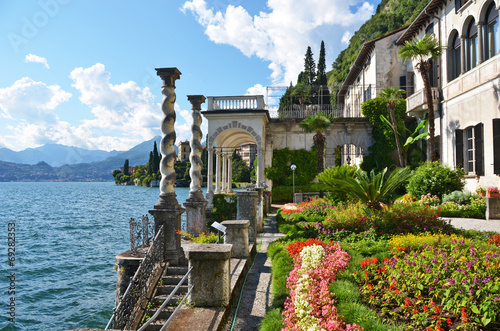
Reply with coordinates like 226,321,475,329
353,234,500,330
283,239,363,330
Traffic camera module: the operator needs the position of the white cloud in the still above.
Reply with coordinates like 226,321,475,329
341,31,352,44
182,0,374,84
70,63,162,147
25,54,50,69
246,84,266,96
0,77,71,124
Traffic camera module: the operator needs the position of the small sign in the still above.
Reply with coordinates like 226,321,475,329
211,221,227,234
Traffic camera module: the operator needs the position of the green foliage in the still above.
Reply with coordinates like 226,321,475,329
231,150,251,183
267,242,294,310
361,98,406,172
259,308,284,331
123,159,130,176
178,231,218,243
406,161,465,199
264,148,317,187
328,0,430,88
112,169,122,178
317,165,358,202
322,167,412,209
298,112,334,134
439,198,486,219
209,194,237,222
442,190,476,205
300,46,316,85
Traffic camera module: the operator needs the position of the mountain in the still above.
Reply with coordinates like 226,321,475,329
0,144,120,167
0,136,167,182
328,0,430,93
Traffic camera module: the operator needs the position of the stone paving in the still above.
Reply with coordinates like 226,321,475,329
224,209,284,331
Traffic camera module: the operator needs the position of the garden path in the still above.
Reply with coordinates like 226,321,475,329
224,206,284,331
444,217,500,233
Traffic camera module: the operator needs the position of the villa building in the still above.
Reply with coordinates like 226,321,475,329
178,140,190,161
396,0,500,190
338,26,410,111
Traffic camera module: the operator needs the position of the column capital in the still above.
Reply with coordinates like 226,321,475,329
187,95,206,108
155,67,181,87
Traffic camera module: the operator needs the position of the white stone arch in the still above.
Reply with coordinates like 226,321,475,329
208,120,263,150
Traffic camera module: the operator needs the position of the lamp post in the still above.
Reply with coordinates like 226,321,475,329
291,164,297,202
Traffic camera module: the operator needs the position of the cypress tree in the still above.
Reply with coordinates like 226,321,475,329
148,151,154,174
316,41,327,85
123,159,130,176
303,46,316,85
152,141,160,174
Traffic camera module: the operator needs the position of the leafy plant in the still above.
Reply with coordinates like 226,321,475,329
322,167,412,209
316,165,358,202
406,161,464,199
299,113,335,173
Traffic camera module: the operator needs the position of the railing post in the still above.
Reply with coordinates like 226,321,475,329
236,191,258,244
185,244,233,307
221,220,250,258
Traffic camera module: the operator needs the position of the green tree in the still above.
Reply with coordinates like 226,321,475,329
316,41,327,85
298,113,335,173
147,151,154,174
231,150,250,183
378,87,407,167
292,82,311,109
152,141,160,174
123,159,130,176
302,46,316,85
399,34,444,161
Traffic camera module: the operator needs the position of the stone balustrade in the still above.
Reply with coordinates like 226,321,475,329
207,95,265,111
221,220,250,258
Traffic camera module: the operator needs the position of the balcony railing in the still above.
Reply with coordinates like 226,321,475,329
207,95,265,111
407,87,439,112
269,104,363,119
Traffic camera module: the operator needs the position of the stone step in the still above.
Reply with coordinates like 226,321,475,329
156,284,188,295
154,293,187,306
161,273,186,285
142,319,168,331
165,266,188,276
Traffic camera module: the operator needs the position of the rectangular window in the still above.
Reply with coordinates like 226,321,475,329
466,127,474,174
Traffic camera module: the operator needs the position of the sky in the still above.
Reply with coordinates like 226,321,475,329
0,0,380,152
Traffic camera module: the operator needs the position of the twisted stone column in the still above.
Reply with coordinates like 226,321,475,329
150,67,184,266
184,95,208,236
155,67,181,208
187,95,206,201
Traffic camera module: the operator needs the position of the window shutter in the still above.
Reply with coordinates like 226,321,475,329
455,129,464,168
455,0,461,13
474,123,484,176
494,119,500,175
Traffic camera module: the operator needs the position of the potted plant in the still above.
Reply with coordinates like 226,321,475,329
476,186,486,197
487,186,500,197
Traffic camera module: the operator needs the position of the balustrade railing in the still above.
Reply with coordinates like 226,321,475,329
207,95,265,110
269,104,363,119
106,223,166,330
129,215,154,256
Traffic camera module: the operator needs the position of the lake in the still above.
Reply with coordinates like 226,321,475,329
0,182,197,331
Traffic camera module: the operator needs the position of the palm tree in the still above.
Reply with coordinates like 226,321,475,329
319,167,413,209
299,113,335,173
378,87,406,167
399,34,444,162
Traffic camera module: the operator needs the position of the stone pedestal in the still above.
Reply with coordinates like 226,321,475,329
254,187,264,233
114,254,142,308
486,197,500,220
185,244,233,307
149,205,185,265
294,192,304,203
236,191,258,243
222,220,250,258
183,199,208,236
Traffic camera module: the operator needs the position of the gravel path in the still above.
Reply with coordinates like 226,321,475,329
443,217,500,233
224,212,284,331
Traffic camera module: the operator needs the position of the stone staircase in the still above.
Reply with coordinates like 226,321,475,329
139,264,189,331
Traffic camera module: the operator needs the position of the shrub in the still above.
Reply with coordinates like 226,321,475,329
442,190,475,205
439,197,486,219
406,161,464,199
271,183,328,202
316,165,358,202
209,194,237,222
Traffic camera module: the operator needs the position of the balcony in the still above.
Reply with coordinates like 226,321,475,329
269,104,364,119
206,95,265,111
407,87,439,114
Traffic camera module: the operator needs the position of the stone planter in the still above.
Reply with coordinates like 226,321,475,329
487,192,500,198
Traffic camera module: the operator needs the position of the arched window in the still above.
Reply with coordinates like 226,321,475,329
448,31,461,81
466,19,479,71
484,2,499,61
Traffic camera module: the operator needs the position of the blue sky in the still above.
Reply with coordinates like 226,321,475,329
0,0,380,152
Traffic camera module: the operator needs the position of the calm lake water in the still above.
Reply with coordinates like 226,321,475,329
0,182,197,331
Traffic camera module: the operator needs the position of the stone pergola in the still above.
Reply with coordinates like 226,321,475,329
202,96,269,205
